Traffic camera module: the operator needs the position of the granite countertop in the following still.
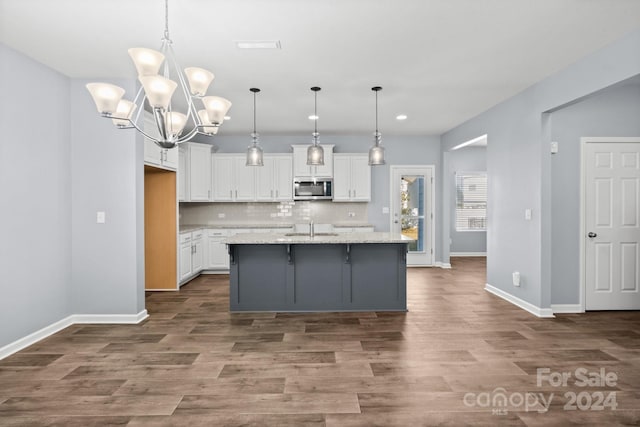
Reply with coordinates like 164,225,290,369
223,232,413,245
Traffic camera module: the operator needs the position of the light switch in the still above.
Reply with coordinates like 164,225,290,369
382,207,389,214
96,211,106,224
525,209,532,220
550,141,559,154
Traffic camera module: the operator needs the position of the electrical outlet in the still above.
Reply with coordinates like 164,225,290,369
96,211,106,224
218,213,226,219
513,271,521,287
348,212,356,217
382,207,389,214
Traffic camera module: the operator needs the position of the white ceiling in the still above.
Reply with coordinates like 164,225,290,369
2,0,640,137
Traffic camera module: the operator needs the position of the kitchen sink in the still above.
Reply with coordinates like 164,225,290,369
284,232,339,237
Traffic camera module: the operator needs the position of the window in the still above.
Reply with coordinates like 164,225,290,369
455,172,487,231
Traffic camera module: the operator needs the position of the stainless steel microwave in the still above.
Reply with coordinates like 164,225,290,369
294,179,333,200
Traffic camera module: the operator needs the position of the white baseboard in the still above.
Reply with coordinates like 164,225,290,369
435,262,452,269
145,288,178,292
0,310,148,361
551,304,584,314
485,284,555,318
450,252,487,257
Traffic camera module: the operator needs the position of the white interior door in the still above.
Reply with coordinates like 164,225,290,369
584,139,640,310
390,166,434,266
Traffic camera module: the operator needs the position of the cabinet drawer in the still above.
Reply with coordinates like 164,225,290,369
179,233,192,244
192,230,204,240
208,229,228,238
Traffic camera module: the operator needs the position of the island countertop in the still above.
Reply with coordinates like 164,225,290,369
223,232,413,245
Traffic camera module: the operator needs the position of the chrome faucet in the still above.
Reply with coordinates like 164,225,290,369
309,219,315,237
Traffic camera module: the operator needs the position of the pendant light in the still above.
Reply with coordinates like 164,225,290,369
246,88,264,166
369,86,385,165
307,86,324,166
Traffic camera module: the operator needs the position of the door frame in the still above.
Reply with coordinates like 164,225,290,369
389,165,435,266
580,137,640,311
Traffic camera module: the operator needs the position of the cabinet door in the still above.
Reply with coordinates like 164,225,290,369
208,238,230,269
179,242,193,281
178,146,188,201
255,156,275,201
192,238,204,273
163,147,178,170
189,143,212,201
350,155,371,201
234,157,256,201
274,156,293,200
332,155,351,201
212,155,234,201
143,138,162,167
293,146,312,177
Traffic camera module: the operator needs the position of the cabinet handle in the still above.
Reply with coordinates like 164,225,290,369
349,189,351,198
276,190,279,198
271,190,273,198
208,190,210,199
235,190,238,199
353,189,356,198
230,190,233,198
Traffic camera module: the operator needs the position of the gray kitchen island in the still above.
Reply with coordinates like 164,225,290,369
224,232,413,312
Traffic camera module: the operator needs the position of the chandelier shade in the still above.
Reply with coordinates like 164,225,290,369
86,83,125,115
184,67,215,96
202,96,232,125
306,86,324,166
111,100,137,127
85,0,229,149
127,48,165,77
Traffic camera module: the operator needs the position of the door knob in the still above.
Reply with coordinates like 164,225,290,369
394,220,399,224
588,232,597,238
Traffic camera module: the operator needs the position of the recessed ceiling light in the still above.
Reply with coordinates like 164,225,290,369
224,115,231,120
308,115,319,120
396,114,408,120
235,40,281,49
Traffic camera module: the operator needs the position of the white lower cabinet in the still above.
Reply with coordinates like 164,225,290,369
207,229,230,270
179,229,205,284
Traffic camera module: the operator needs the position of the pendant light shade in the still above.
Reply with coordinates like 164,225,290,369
307,87,324,166
369,86,385,166
246,88,264,166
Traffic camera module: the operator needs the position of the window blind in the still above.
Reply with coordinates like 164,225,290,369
455,172,487,231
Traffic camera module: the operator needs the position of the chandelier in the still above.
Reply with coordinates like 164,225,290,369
85,0,231,149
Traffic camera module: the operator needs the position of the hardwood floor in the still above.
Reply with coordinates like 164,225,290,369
1,257,639,426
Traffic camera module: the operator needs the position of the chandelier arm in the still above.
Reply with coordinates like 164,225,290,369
166,43,199,128
119,116,164,144
176,126,202,144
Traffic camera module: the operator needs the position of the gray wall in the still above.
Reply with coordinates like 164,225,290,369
199,134,444,262
441,28,640,309
447,146,487,254
0,44,72,347
550,79,640,304
70,79,146,315
0,44,146,350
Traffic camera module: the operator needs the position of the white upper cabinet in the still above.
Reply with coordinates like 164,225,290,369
143,111,177,171
292,144,334,178
188,143,213,201
212,154,257,202
256,154,293,201
333,154,371,202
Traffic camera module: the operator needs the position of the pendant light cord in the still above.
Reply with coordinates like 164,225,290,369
314,90,318,134
253,90,257,135
375,89,378,134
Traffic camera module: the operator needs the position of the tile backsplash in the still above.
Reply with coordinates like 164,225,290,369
180,201,369,226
